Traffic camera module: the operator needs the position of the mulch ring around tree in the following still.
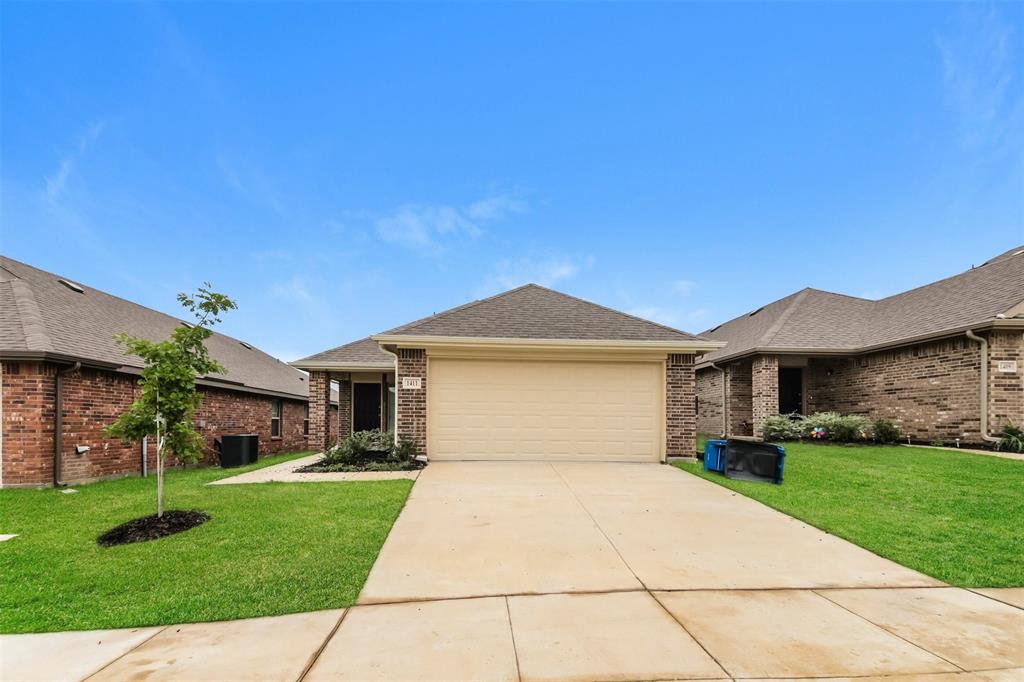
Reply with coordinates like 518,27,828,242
97,510,210,547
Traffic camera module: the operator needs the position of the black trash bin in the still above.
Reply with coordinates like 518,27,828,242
216,434,259,468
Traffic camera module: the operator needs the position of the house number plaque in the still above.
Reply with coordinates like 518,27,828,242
997,361,1017,373
402,377,423,389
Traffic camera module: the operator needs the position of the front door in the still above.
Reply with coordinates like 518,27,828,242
353,383,382,432
778,367,803,415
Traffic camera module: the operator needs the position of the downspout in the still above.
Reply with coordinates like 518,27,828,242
709,362,728,438
965,330,1000,443
54,361,81,486
379,345,400,447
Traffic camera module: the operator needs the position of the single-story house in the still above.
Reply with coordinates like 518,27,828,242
0,256,338,487
293,284,723,461
695,246,1024,445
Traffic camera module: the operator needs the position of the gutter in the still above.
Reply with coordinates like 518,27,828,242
54,361,81,486
965,329,1000,443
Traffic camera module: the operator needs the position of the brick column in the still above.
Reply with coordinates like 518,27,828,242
666,353,696,457
751,355,779,440
336,379,352,440
988,331,1023,434
308,371,331,452
396,349,427,456
725,361,753,436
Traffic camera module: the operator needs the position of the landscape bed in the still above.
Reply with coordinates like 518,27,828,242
0,452,413,633
677,441,1024,587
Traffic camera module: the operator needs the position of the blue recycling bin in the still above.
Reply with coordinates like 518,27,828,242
702,439,729,473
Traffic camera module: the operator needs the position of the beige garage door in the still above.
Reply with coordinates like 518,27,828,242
428,358,663,462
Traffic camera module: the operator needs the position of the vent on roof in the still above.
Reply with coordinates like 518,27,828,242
57,279,84,293
180,321,194,328
748,306,764,317
707,324,722,333
239,341,253,350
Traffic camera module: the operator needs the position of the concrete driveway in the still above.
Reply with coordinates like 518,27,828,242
5,462,1022,681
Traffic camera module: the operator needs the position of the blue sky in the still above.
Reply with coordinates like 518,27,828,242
2,2,1022,361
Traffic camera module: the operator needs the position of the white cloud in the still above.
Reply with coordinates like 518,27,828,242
43,120,106,202
478,253,593,296
269,275,316,304
672,279,696,296
936,5,1022,151
375,194,526,254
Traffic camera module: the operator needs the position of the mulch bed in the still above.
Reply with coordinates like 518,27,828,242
295,459,425,473
97,510,211,547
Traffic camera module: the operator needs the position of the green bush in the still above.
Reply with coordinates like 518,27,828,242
761,414,806,441
323,429,420,465
804,412,870,443
872,419,901,444
995,421,1024,454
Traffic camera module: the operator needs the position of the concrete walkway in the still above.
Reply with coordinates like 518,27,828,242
4,462,1022,681
208,453,421,485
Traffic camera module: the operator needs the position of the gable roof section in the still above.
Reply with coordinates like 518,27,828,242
0,256,312,400
699,246,1024,365
292,336,395,370
377,283,708,343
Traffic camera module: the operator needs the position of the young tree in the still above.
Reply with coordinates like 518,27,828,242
106,285,237,517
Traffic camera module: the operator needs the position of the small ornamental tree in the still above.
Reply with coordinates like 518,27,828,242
106,285,237,517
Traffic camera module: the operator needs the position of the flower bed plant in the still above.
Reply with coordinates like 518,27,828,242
760,411,894,444
296,429,424,473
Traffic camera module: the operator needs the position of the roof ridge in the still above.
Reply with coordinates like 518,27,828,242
875,250,1021,305
9,278,53,352
381,283,541,335
523,283,698,339
757,289,809,347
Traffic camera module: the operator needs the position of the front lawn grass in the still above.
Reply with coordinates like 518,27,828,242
675,442,1024,587
0,452,413,633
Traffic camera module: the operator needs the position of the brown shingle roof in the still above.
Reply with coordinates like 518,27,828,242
293,336,394,369
379,283,705,342
699,246,1024,365
0,256,311,400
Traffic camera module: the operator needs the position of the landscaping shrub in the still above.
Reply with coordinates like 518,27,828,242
871,419,901,444
761,414,806,441
995,421,1024,454
804,412,870,443
305,429,423,472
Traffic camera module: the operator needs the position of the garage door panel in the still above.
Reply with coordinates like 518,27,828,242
428,358,662,462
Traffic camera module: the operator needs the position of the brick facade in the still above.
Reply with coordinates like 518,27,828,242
308,370,332,452
751,355,779,439
725,360,753,436
336,379,353,440
988,331,1023,435
395,348,427,456
2,361,312,487
695,366,725,436
694,331,1024,445
666,353,696,457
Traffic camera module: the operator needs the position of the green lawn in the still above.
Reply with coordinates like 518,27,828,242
675,442,1024,587
0,452,413,633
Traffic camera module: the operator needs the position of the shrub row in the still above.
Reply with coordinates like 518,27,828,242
761,412,901,444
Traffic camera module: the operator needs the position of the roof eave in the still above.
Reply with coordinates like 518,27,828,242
289,361,395,372
371,334,726,354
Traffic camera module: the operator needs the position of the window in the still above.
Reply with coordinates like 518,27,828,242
303,403,310,436
271,400,282,437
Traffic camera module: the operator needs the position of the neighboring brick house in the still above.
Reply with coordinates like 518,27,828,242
0,257,337,487
696,246,1024,445
293,284,722,462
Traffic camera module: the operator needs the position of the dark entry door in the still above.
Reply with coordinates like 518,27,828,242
778,367,804,415
353,383,382,432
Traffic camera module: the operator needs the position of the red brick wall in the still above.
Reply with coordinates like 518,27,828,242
696,367,725,436
751,355,779,439
805,337,982,443
2,361,310,487
988,331,1023,434
336,379,352,440
395,349,427,456
666,354,696,457
307,371,331,452
1,361,55,486
725,360,753,436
